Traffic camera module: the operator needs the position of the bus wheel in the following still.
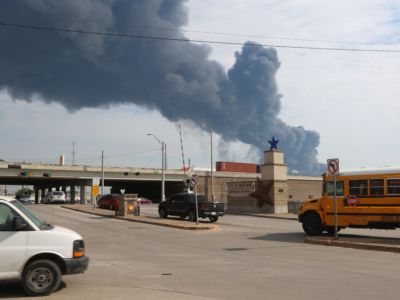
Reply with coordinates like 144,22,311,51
325,226,341,235
302,212,323,236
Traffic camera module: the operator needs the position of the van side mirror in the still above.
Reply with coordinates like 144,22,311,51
12,215,28,231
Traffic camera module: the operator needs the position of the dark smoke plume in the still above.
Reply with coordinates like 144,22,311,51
0,0,322,175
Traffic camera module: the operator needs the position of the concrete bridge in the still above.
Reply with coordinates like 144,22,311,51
0,161,259,203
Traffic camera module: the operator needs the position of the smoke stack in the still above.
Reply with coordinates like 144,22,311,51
59,155,65,166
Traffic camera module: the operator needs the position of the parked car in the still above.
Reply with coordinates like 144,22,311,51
42,191,66,204
97,194,120,210
0,196,89,296
138,197,153,205
17,195,34,205
158,193,224,222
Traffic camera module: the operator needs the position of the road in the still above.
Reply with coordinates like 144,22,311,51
1,205,400,299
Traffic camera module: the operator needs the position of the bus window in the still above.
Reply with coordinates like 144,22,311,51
349,180,368,196
370,179,384,195
387,178,400,195
325,181,344,196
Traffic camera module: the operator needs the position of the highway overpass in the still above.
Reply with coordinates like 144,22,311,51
0,161,259,203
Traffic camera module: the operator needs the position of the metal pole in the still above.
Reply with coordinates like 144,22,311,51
211,131,214,201
101,150,104,196
161,141,165,202
194,185,199,225
334,174,338,239
72,140,75,166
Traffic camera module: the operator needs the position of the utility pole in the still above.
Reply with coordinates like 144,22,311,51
72,140,76,166
147,134,165,202
101,150,104,196
211,131,215,201
162,141,165,202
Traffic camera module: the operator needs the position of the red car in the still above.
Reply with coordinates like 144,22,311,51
138,197,153,205
97,194,120,210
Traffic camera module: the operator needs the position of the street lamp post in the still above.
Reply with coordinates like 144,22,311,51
147,134,165,202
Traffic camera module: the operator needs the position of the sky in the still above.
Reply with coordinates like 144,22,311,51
1,0,400,174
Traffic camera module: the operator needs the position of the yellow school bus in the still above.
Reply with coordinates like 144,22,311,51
298,167,400,235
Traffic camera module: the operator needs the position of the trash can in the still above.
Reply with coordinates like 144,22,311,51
116,194,138,216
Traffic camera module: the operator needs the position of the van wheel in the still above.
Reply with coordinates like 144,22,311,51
21,259,61,296
302,212,323,236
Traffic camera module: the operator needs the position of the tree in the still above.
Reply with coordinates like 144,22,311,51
15,188,33,199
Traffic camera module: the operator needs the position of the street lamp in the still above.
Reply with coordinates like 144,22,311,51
147,133,166,202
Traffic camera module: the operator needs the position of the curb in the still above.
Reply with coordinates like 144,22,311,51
226,211,297,221
62,205,218,231
305,237,400,253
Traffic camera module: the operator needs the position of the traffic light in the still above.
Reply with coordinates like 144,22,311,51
19,171,29,177
43,172,51,177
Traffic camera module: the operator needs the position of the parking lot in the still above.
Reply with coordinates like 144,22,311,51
2,204,400,299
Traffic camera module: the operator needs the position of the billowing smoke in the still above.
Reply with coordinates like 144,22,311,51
0,0,322,175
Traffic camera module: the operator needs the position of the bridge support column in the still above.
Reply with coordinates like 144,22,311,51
80,185,85,204
70,186,76,204
41,188,46,203
34,188,39,204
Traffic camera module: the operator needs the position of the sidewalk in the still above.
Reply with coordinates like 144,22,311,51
62,204,219,231
305,235,400,253
228,210,400,253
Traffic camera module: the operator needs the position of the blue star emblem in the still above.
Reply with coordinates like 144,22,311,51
268,136,279,150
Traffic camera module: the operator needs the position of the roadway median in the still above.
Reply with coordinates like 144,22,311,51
62,204,219,231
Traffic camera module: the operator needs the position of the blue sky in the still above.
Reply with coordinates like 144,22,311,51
1,0,400,172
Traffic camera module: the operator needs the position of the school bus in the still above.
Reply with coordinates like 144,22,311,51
298,167,400,235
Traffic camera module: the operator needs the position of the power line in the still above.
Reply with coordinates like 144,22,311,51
3,147,161,165
71,148,160,163
1,21,400,53
149,25,379,47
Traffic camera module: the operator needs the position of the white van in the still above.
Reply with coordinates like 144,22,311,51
42,191,66,204
0,197,89,296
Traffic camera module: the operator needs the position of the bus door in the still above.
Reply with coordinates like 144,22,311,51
323,180,345,225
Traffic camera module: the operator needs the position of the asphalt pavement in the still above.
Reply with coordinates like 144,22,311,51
63,204,400,253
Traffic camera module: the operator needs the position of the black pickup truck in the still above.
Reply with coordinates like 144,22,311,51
158,193,224,222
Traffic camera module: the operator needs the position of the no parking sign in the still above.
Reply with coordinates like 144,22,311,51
190,175,198,188
327,158,340,238
327,159,339,175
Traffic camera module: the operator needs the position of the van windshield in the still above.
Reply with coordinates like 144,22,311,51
12,200,53,230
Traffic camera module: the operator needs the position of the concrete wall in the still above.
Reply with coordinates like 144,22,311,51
225,176,323,214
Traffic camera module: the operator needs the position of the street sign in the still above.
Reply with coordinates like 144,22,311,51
346,195,359,206
327,159,339,175
190,175,198,188
327,158,340,238
91,185,99,196
92,177,100,186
